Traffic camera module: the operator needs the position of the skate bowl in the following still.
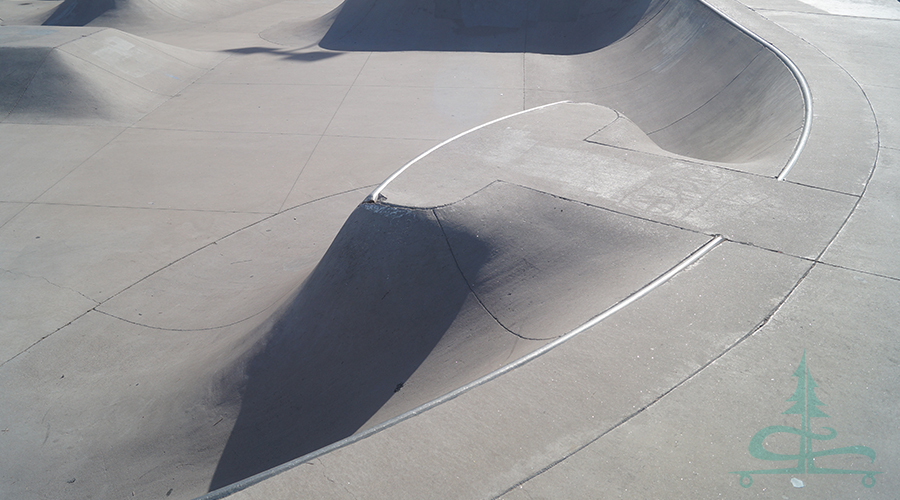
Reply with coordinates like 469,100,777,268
300,0,804,167
0,0,817,498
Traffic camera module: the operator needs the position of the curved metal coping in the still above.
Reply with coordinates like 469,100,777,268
695,0,812,180
196,235,724,500
364,2,813,195
365,100,571,203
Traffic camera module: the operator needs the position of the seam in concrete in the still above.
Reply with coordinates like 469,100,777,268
194,235,724,500
1,48,52,124
0,267,99,305
432,206,543,342
346,82,525,91
862,82,900,91
584,111,622,141
0,309,93,369
278,52,372,212
128,125,325,135
366,100,570,202
647,50,764,136
94,298,282,332
495,252,818,498
104,186,371,304
814,260,900,282
583,133,785,180
781,179,866,198
0,186,373,366
753,7,900,22
56,47,178,98
0,126,128,230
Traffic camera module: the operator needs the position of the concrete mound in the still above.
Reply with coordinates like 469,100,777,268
209,181,710,488
308,0,803,166
42,0,278,31
0,26,222,124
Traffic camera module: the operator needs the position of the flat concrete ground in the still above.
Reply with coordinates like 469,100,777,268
0,0,897,499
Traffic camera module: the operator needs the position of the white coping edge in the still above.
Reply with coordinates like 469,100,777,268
365,100,571,203
196,235,724,500
363,1,813,193
696,0,813,180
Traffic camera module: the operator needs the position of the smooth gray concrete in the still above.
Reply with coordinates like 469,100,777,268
1,0,897,498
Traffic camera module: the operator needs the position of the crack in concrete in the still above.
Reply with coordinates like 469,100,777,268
1,267,99,305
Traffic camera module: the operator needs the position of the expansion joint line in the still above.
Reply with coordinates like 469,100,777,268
431,208,543,342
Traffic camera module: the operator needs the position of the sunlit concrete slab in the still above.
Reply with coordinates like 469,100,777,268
0,267,98,363
0,203,263,304
324,85,524,140
134,82,351,135
35,128,322,213
278,135,440,207
1,0,897,498
0,123,124,201
501,264,900,499
821,117,900,280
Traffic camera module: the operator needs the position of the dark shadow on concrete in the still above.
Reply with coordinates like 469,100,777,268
224,46,344,62
313,0,655,54
43,0,114,26
209,202,489,490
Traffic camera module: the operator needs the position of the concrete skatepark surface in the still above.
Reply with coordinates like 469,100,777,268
0,0,897,498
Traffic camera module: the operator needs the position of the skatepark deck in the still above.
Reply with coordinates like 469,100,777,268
0,0,897,498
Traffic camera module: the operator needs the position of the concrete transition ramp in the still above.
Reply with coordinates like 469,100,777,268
305,0,805,166
209,179,713,489
0,27,222,124
42,0,278,31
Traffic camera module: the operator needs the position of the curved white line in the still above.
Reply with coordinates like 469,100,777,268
696,0,812,180
365,100,571,203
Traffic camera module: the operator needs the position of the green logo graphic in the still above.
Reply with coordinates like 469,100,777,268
734,353,881,488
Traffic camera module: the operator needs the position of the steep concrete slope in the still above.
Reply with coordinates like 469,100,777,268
208,180,711,488
309,0,803,167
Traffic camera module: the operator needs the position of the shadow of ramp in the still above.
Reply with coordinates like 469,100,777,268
208,202,489,489
312,0,653,54
43,0,115,27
